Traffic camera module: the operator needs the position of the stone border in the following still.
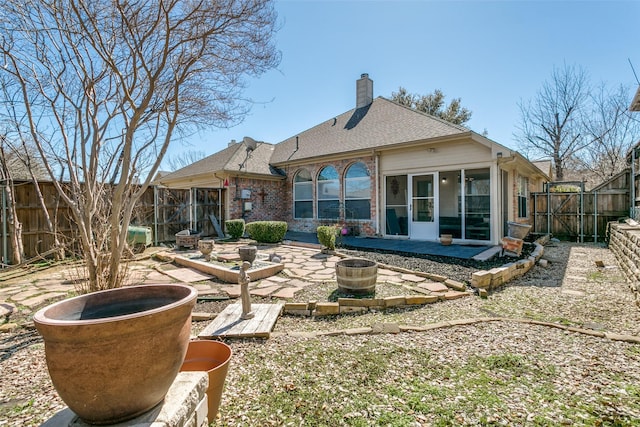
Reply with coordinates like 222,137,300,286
470,240,546,296
272,317,640,344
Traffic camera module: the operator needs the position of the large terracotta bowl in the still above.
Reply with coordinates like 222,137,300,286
33,284,197,425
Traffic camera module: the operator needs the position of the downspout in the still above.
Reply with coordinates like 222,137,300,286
153,185,159,246
375,151,380,235
2,183,6,267
632,148,636,219
213,173,226,231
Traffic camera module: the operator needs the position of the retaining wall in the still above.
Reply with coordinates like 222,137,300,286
607,222,640,306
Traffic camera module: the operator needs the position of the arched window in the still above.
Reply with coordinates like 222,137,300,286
317,166,339,219
344,162,371,220
293,169,313,219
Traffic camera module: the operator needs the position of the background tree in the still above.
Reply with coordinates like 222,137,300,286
576,84,640,183
163,150,208,171
516,64,640,184
515,64,589,181
0,0,280,291
390,87,472,125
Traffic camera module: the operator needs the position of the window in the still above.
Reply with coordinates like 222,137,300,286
518,175,528,218
344,162,371,220
293,169,312,219
317,166,339,219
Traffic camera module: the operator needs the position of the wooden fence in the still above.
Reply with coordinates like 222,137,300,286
531,176,629,242
1,181,226,262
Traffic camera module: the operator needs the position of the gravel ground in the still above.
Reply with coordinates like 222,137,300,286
1,241,640,426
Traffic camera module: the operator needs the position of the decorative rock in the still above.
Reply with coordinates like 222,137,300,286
0,323,18,333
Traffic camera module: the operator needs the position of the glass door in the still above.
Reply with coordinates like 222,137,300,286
410,174,438,240
384,175,408,236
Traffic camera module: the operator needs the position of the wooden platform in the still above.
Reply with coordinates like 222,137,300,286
198,303,284,339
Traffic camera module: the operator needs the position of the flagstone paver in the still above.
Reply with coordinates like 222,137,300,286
286,279,313,288
10,290,43,302
250,285,281,297
219,285,241,297
400,273,427,283
163,268,214,283
418,282,450,292
21,292,68,308
271,287,300,299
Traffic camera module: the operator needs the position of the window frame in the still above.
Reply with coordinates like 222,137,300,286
293,169,313,219
517,175,529,218
344,162,371,220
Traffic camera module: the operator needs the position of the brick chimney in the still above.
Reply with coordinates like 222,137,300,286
356,73,373,109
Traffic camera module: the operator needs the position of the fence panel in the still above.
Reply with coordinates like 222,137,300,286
1,182,225,262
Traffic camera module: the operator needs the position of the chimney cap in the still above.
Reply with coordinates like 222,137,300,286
360,73,369,79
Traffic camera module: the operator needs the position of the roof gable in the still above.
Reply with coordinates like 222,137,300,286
157,140,281,184
270,97,470,164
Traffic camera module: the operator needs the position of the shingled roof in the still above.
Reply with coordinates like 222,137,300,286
157,140,283,185
270,96,471,165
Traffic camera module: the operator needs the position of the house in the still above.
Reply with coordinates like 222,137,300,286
157,74,549,245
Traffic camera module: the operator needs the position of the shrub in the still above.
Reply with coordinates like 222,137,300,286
245,221,288,243
225,219,245,239
317,225,339,250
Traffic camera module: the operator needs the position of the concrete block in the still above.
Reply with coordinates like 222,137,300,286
284,302,308,311
371,323,401,334
444,279,466,291
405,295,438,305
41,372,208,427
471,270,492,288
479,289,489,299
339,306,367,314
338,298,384,307
314,302,339,316
384,296,406,307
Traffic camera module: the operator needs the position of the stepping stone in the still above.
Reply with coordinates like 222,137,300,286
316,268,335,275
400,274,426,283
219,285,241,297
265,276,289,283
250,286,281,297
21,292,67,308
164,268,213,283
271,287,300,299
143,271,176,283
0,302,15,318
290,268,312,277
418,282,449,292
310,273,334,280
257,280,281,288
10,290,42,302
192,283,214,291
286,279,313,288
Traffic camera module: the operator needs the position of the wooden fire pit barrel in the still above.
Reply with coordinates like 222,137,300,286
335,258,378,295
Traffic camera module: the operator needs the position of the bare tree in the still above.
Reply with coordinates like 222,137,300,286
0,0,279,291
577,84,640,182
164,150,207,171
391,87,472,125
515,64,590,180
0,139,23,264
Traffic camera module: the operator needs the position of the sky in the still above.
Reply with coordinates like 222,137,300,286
165,0,640,168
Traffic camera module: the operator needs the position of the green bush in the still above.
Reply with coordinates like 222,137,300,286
225,219,245,239
317,225,338,250
245,221,288,243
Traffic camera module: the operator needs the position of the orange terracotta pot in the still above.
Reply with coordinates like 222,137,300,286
180,340,232,424
33,284,197,425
